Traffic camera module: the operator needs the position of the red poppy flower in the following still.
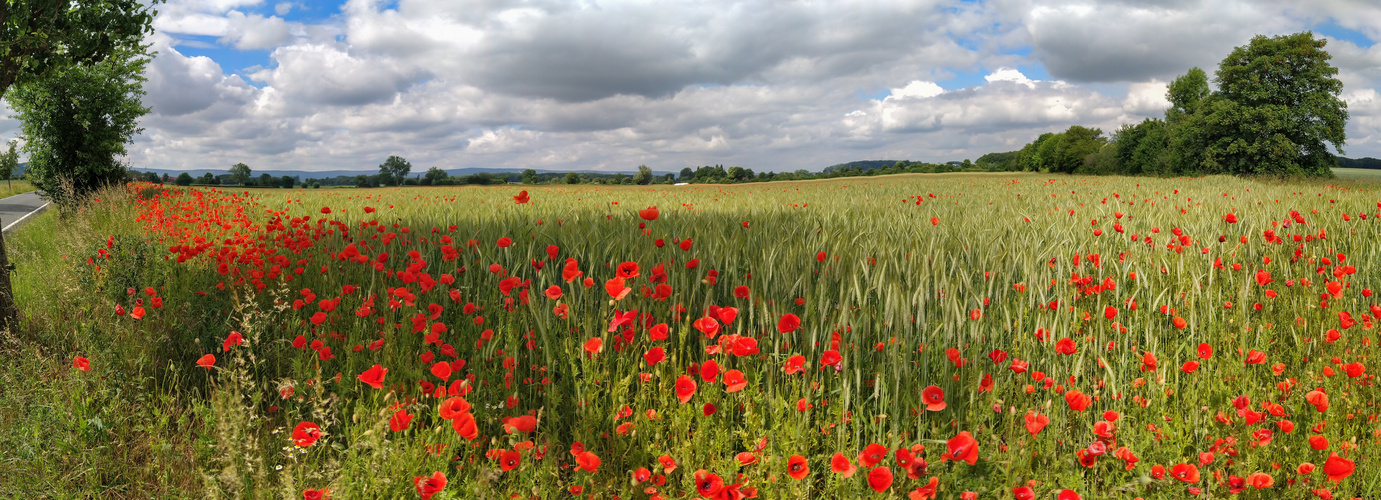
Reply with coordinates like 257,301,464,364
819,349,842,369
1306,390,1329,412
513,190,530,204
438,397,472,420
674,375,697,404
1246,472,1273,489
867,466,893,492
292,421,322,447
692,316,721,337
941,431,978,465
639,206,659,220
733,285,750,298
787,454,809,480
778,313,801,333
1057,490,1081,500
413,471,446,500
72,356,90,372
921,385,946,411
499,449,521,471
452,412,478,440
196,354,216,368
429,361,452,381
658,454,678,473
635,346,664,367
1225,213,1238,223
1024,413,1049,435
1056,337,1077,355
858,443,889,468
1172,316,1188,329
358,364,387,389
700,359,720,383
1013,486,1035,500
1323,452,1354,482
1171,463,1201,483
784,355,806,374
504,415,537,434
722,369,747,392
694,470,723,496
910,477,940,499
1065,390,1092,412
679,238,693,251
302,488,329,500
390,409,413,432
830,452,857,478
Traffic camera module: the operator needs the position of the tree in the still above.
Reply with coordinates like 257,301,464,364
379,155,411,186
1165,67,1210,124
175,172,193,186
522,169,538,184
0,140,17,191
8,47,149,207
229,162,252,185
355,175,371,188
0,1,158,100
679,167,694,182
563,172,580,184
424,167,449,186
258,173,274,187
1050,126,1106,174
142,171,160,183
199,172,216,185
280,175,295,188
633,165,652,185
1199,32,1347,177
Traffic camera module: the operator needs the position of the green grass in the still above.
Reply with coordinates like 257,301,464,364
1,173,1377,499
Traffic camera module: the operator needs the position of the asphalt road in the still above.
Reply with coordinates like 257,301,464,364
0,191,49,233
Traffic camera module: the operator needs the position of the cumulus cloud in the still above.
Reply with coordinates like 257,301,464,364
121,0,1381,173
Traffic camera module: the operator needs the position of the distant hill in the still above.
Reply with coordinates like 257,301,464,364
1337,157,1381,169
124,166,680,179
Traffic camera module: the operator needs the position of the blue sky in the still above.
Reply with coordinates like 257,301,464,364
10,0,1378,174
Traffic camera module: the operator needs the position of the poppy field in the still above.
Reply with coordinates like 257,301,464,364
9,172,1380,499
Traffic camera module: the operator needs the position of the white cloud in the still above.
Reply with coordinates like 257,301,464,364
125,0,1381,173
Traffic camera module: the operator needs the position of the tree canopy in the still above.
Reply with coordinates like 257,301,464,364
999,31,1347,178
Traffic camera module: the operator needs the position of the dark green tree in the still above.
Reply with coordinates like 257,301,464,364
1199,32,1347,177
174,172,192,186
258,173,274,186
424,167,448,186
280,175,294,188
522,169,538,184
229,162,252,184
1165,67,1209,124
679,167,694,181
633,165,653,185
8,48,149,207
378,155,411,186
1050,126,1106,174
563,172,580,184
0,140,16,190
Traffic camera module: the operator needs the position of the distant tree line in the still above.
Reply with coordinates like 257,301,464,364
979,32,1349,178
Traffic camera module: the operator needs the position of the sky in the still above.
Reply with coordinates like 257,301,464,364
4,0,1381,174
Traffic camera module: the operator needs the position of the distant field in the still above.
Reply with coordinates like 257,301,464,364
1332,167,1381,180
2,173,1375,499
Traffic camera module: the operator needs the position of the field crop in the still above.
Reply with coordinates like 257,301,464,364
4,172,1379,499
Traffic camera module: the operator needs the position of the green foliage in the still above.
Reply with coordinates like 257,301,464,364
7,48,150,208
1199,32,1347,177
1165,67,1209,124
564,172,580,184
378,156,411,186
521,169,538,185
679,167,694,181
174,172,192,186
0,0,160,101
1007,32,1347,179
228,163,251,185
632,165,652,185
0,140,17,181
279,175,294,188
